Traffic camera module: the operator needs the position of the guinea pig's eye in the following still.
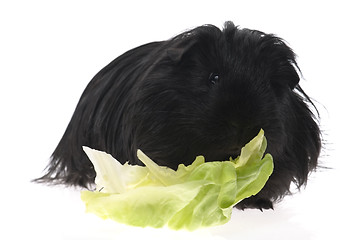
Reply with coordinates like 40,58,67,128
209,73,219,85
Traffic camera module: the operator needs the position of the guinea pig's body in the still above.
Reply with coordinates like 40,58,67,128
37,22,321,210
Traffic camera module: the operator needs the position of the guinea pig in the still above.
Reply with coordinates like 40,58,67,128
35,21,321,210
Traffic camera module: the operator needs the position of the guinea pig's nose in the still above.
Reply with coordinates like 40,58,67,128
228,121,244,143
229,121,240,130
228,121,244,137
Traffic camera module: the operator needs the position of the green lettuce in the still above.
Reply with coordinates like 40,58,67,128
81,129,274,230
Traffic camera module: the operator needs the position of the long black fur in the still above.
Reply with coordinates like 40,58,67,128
35,22,321,210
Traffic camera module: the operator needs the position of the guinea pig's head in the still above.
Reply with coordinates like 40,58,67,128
130,22,320,184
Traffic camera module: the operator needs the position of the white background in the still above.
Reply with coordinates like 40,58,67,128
1,0,360,239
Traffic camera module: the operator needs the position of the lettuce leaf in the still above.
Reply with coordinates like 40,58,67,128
81,129,274,230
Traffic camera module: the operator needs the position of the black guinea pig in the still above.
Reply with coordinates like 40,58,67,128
36,22,321,210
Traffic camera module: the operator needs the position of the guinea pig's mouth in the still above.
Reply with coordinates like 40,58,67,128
204,149,241,162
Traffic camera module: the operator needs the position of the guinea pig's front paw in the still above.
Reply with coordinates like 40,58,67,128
235,196,274,211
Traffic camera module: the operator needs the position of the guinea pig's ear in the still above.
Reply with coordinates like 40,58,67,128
272,62,300,90
166,39,198,62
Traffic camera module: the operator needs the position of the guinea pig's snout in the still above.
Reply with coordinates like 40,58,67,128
196,120,255,162
227,148,242,160
204,147,241,162
205,121,254,161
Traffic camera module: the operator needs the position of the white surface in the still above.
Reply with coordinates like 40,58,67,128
1,1,360,239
